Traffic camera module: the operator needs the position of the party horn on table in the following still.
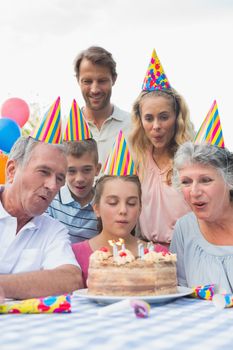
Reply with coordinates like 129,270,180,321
191,284,215,300
131,300,150,318
0,294,71,314
212,294,233,310
97,299,150,318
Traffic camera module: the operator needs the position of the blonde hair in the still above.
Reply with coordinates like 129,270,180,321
129,89,195,181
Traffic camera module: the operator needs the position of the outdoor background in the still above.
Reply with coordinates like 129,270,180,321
0,0,232,147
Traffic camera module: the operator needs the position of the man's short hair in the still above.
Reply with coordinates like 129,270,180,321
74,46,117,80
64,139,99,165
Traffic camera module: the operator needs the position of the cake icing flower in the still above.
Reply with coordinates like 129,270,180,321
113,249,135,265
143,251,177,262
90,247,112,262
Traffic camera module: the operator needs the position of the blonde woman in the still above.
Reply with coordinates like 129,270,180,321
130,88,195,246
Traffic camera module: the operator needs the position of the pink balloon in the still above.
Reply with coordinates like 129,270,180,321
1,97,30,128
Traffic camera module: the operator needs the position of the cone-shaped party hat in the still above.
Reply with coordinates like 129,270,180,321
194,100,225,148
63,99,92,141
142,49,171,91
30,97,62,144
103,130,136,176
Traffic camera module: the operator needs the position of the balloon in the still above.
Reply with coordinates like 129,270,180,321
0,153,8,184
0,118,21,153
1,97,30,128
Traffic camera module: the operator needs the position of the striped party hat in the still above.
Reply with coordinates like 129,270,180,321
63,99,92,141
103,130,136,176
194,100,225,148
30,97,62,144
142,48,171,91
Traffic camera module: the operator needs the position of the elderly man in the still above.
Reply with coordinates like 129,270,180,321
0,137,83,299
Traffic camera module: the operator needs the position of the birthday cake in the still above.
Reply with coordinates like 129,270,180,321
87,247,177,296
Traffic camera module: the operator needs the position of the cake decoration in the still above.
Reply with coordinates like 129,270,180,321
108,239,118,257
142,48,171,91
63,99,92,141
108,238,126,258
137,242,145,258
113,249,135,265
90,249,111,262
194,100,225,148
30,97,62,144
100,247,109,252
147,242,154,252
118,238,126,251
119,251,127,257
142,251,176,263
103,130,136,176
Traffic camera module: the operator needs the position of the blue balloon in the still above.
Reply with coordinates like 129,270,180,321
0,117,21,153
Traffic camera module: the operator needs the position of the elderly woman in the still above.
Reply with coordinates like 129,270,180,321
170,141,233,293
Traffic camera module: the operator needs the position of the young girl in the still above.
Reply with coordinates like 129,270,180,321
130,88,195,246
72,175,168,287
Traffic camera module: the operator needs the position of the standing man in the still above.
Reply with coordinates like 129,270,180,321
0,137,83,299
74,46,131,167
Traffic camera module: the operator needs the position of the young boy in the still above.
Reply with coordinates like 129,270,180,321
46,139,101,243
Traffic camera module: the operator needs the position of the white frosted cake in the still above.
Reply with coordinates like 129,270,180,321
87,247,177,296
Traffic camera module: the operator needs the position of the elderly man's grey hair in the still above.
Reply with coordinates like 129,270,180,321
8,137,66,167
172,141,233,200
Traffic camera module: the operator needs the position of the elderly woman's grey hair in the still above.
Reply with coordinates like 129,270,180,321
172,141,233,200
8,137,66,167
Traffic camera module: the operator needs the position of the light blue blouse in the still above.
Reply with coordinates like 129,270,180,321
170,212,233,293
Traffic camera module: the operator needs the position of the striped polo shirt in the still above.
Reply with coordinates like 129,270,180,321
46,184,99,244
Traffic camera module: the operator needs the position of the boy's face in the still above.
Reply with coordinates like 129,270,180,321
66,153,101,206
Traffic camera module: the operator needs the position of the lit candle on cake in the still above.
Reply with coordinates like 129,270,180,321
137,241,144,258
108,240,118,258
119,238,125,251
140,245,145,258
148,242,154,252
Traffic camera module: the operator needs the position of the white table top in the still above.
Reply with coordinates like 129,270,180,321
1,294,233,350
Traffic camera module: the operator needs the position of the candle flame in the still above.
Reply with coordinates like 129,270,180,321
108,239,115,247
116,238,124,246
108,238,124,247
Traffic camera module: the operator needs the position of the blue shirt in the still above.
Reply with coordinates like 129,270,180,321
170,212,233,294
46,184,99,244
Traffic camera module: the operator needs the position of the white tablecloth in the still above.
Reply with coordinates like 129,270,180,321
1,294,233,350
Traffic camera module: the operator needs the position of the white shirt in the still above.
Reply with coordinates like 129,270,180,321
0,198,80,274
85,105,131,168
